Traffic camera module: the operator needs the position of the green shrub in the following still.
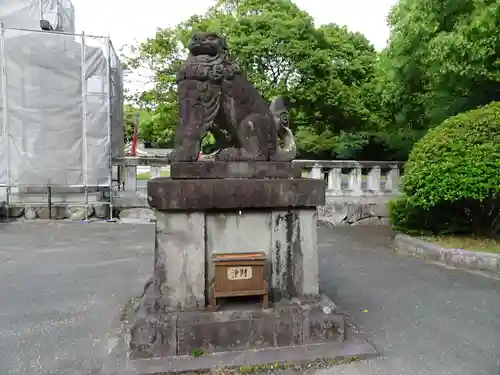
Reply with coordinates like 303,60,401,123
391,102,500,234
389,197,473,235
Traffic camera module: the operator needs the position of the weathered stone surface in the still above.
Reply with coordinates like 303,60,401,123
130,315,177,360
177,310,276,354
129,297,345,358
94,203,110,219
344,203,373,223
155,211,205,311
24,206,37,220
274,303,303,346
169,32,294,162
120,208,156,222
303,303,345,343
37,206,69,220
147,178,325,210
170,161,302,179
68,205,94,220
353,216,383,226
204,209,319,302
318,199,392,226
369,202,389,218
270,210,319,300
8,206,25,218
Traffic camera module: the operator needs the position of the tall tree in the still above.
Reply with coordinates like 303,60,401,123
124,0,380,158
378,0,500,129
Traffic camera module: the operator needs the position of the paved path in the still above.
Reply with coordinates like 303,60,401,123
0,221,154,375
316,225,500,375
2,222,500,375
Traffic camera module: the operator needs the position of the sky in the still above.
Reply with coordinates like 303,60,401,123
70,0,397,92
71,0,397,51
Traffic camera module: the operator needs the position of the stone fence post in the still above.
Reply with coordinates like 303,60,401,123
293,160,403,196
124,165,137,193
327,167,342,192
385,165,400,194
367,166,381,192
151,166,161,179
348,166,362,195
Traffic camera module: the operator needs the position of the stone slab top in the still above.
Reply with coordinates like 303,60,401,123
170,161,302,179
147,178,325,211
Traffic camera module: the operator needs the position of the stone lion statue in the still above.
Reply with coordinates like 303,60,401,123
169,32,296,162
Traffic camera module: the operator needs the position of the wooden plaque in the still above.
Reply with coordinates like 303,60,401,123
210,252,269,311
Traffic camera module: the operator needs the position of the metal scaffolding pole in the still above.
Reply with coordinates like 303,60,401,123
106,38,114,220
0,23,10,218
81,32,89,220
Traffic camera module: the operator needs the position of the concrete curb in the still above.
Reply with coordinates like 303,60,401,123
393,233,500,274
102,337,376,375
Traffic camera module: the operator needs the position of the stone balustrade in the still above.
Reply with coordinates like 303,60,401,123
291,161,403,226
112,158,404,226
113,157,170,193
112,157,403,196
294,160,403,196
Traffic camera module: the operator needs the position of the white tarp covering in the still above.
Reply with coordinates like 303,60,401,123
0,0,75,33
0,27,123,187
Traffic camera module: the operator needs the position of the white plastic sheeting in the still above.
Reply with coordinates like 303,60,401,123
0,0,75,33
0,26,124,189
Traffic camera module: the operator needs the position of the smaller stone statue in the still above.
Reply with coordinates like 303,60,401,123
270,97,297,159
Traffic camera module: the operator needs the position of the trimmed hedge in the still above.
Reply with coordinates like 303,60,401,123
390,102,500,235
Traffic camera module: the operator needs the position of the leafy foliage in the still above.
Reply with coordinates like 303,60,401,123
391,102,500,234
122,0,498,161
377,0,500,130
123,105,152,142
122,0,385,158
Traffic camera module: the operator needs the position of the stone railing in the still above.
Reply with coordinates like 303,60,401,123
113,157,171,193
112,157,403,196
295,160,403,196
294,160,403,226
113,158,404,225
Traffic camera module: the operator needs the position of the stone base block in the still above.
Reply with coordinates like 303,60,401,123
154,209,320,310
129,295,345,359
170,161,302,179
147,178,325,210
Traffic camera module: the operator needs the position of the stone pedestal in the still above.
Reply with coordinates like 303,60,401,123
128,162,365,363
148,162,325,309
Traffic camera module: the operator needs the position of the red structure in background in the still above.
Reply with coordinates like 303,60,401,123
131,112,139,157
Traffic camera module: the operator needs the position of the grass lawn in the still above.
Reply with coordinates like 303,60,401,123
422,235,500,254
136,170,171,180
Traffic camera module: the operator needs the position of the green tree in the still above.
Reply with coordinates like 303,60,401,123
378,0,500,130
123,105,152,142
122,27,183,147
125,0,381,158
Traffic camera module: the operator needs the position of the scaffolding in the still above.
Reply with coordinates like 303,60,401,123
0,0,75,33
0,23,124,219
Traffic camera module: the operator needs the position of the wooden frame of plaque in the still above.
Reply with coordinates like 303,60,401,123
210,252,269,311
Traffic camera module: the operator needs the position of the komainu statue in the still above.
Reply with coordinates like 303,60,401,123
169,32,296,162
